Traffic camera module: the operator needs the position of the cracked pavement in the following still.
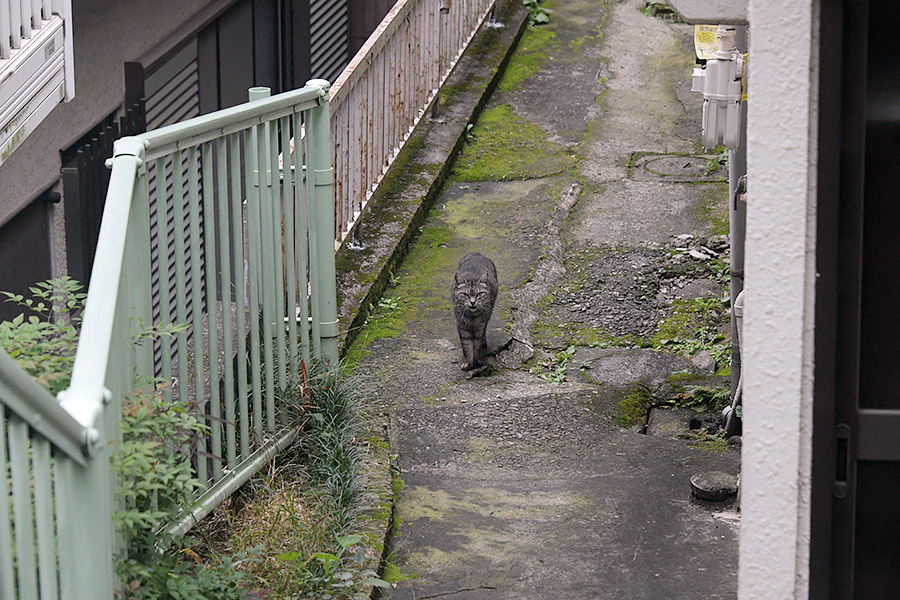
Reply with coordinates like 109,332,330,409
349,0,740,597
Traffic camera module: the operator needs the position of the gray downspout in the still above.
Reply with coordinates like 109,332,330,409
729,25,748,403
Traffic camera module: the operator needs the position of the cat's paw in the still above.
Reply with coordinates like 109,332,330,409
461,360,482,371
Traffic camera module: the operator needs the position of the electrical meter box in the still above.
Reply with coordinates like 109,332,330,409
691,25,745,149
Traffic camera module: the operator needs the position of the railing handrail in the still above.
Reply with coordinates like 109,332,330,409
62,81,332,434
0,349,87,465
140,85,326,161
61,146,142,431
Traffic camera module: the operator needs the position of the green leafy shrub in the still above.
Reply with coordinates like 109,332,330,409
1,277,254,599
0,277,85,394
114,385,256,600
273,533,388,598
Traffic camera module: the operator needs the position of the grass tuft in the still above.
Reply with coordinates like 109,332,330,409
196,362,386,599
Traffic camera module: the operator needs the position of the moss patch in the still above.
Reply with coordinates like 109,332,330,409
383,561,416,584
392,471,406,496
697,183,730,236
680,433,731,453
497,27,560,92
614,386,652,428
344,221,458,367
652,297,730,366
532,320,648,351
452,104,571,182
569,34,590,54
438,74,481,111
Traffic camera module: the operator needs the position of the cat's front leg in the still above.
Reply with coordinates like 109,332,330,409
458,327,480,371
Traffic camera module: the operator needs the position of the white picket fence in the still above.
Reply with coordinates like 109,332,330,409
330,0,498,245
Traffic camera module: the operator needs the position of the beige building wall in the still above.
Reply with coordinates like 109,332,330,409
0,0,212,226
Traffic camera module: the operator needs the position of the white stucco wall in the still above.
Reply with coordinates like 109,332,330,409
738,0,818,598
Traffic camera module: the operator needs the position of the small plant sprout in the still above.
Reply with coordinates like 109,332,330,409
523,0,552,26
530,345,576,383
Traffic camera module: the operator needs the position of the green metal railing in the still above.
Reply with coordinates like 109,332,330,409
0,79,337,599
0,350,90,600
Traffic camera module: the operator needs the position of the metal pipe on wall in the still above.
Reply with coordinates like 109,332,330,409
729,25,748,402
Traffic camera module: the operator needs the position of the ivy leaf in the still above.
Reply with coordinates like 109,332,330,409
336,534,362,549
365,577,392,588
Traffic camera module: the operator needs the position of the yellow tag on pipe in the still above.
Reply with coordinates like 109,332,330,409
694,25,720,60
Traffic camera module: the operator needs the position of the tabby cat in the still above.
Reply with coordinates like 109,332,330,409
452,252,498,371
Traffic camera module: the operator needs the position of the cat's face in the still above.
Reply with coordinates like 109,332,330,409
454,273,492,314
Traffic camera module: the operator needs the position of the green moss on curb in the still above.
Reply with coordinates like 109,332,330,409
392,472,406,496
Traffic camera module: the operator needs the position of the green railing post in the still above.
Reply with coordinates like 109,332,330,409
58,136,149,600
304,79,339,366
246,87,270,442
249,86,278,432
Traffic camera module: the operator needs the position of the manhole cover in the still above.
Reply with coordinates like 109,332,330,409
628,151,726,182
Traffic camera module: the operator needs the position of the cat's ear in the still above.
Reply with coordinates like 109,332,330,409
454,271,463,285
478,269,489,283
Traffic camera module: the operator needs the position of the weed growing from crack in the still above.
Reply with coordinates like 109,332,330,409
664,384,731,413
529,345,576,383
523,0,553,26
652,297,731,368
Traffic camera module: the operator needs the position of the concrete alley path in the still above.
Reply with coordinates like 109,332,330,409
347,0,740,597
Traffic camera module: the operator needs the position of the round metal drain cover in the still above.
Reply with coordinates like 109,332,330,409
628,152,725,182
690,471,738,501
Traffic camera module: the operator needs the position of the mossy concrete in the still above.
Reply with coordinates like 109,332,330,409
496,26,560,93
342,0,740,597
334,0,531,357
450,104,572,181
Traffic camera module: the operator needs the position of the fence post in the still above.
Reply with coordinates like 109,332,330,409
55,434,116,600
56,139,150,600
305,79,339,366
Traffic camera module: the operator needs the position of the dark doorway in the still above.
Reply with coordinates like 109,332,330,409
0,194,53,322
812,0,900,597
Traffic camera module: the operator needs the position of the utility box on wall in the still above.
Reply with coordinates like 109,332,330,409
0,0,74,167
691,25,745,149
